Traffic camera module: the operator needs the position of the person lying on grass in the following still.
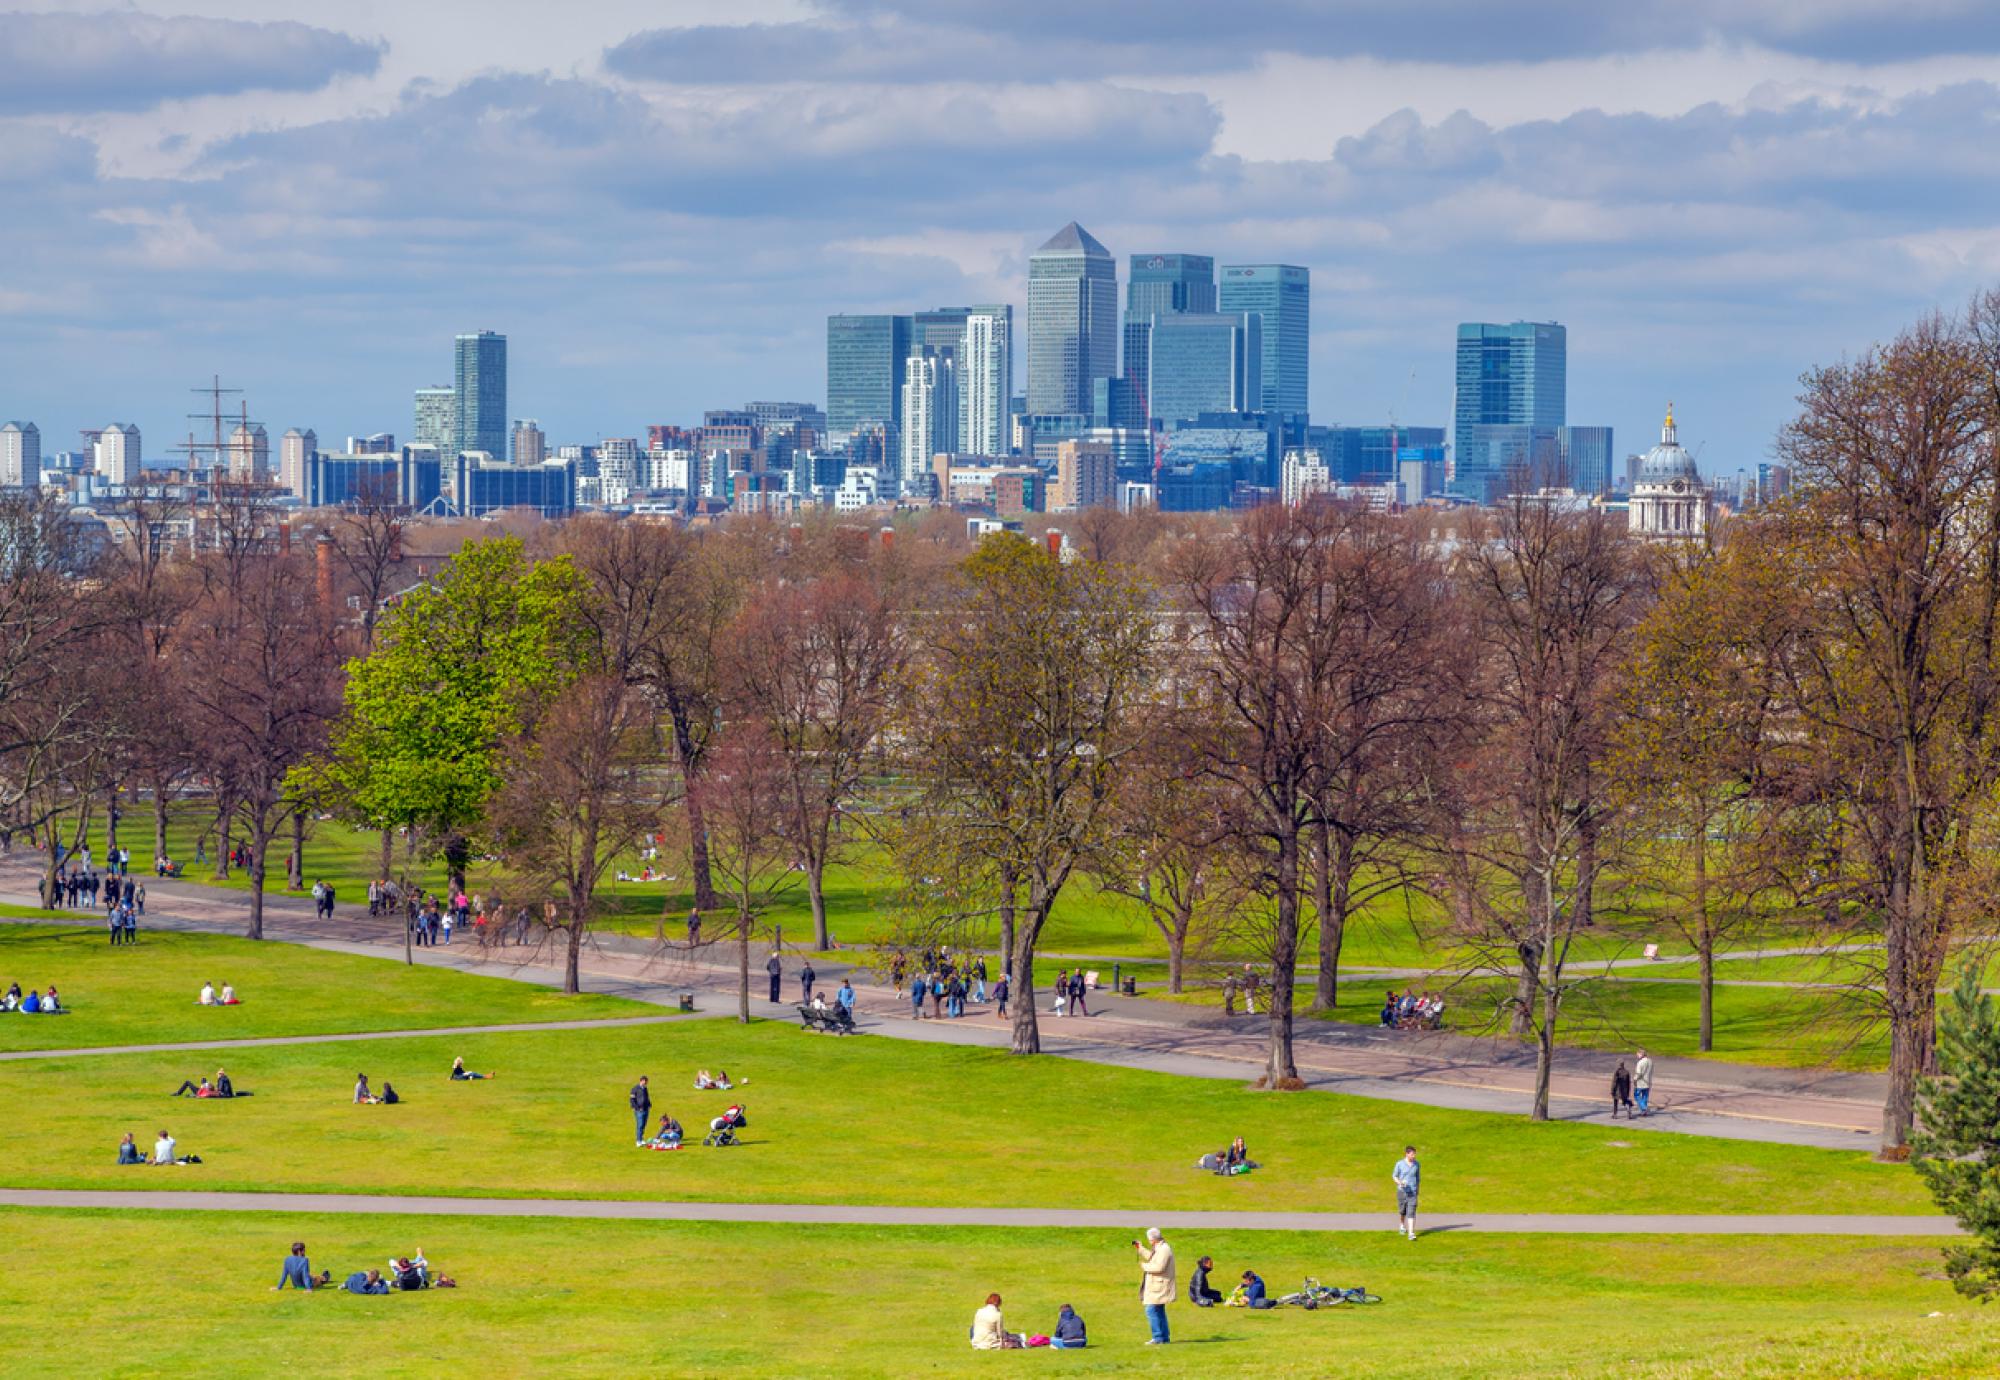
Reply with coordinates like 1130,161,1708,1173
449,1057,493,1081
172,1076,217,1098
345,1269,389,1295
694,1069,741,1090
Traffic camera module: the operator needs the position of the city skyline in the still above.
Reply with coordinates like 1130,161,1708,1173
7,5,2000,476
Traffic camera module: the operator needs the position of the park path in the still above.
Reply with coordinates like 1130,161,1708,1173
0,1014,687,1062
0,858,1891,1151
0,1188,1957,1236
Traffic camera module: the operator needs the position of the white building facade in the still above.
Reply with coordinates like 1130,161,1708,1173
1628,405,1710,540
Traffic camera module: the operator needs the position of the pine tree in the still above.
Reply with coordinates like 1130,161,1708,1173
1913,967,2000,1300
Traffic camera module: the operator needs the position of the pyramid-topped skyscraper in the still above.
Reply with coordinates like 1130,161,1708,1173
1027,221,1117,416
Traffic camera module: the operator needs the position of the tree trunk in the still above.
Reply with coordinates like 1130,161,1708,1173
246,831,267,941
998,859,1017,978
379,827,392,880
288,811,305,891
564,910,583,995
212,797,231,880
1531,976,1559,1121
684,787,719,911
736,906,752,1023
807,859,830,951
152,781,169,864
1511,939,1541,1036
1264,837,1301,1085
1167,905,1188,995
1008,891,1043,1055
1694,824,1713,1052
1314,825,1354,1012
444,833,469,897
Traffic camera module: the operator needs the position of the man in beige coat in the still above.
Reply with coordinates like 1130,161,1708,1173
1134,1227,1176,1345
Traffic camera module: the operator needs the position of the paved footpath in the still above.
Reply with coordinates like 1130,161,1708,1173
0,1188,1957,1236
0,858,1891,1151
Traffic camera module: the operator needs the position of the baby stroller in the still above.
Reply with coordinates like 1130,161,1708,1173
703,1104,747,1147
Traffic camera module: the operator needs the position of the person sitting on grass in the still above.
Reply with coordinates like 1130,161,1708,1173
198,981,216,1006
449,1057,493,1081
42,986,59,1013
1051,1304,1087,1349
172,1076,214,1098
344,1269,389,1295
216,1069,235,1098
354,1074,379,1105
970,1293,1021,1350
274,1241,330,1291
117,1133,143,1165
153,1129,180,1164
1221,1136,1258,1173
1188,1256,1223,1306
381,1082,400,1105
647,1113,684,1149
1228,1270,1274,1309
1,982,19,1011
21,987,41,1014
220,983,239,1006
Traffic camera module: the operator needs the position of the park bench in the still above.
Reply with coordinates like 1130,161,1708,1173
795,1003,857,1035
160,862,185,879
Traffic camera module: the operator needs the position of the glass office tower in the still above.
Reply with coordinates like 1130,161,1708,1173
453,331,507,459
1218,264,1309,418
1027,222,1117,416
1452,321,1566,500
826,314,914,452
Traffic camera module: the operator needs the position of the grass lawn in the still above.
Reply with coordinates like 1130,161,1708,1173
0,1018,1923,1213
0,1210,1985,1378
0,925,657,1051
1296,975,1889,1071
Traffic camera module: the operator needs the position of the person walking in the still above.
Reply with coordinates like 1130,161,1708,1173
629,1075,652,1147
1241,964,1260,1015
1633,1049,1654,1116
973,956,987,1004
1394,1145,1421,1240
686,909,701,947
799,961,816,1006
1134,1227,1176,1345
1070,969,1090,1018
1610,1061,1634,1120
766,952,783,1004
835,979,856,1019
909,972,927,1020
993,973,1009,1020
107,907,122,945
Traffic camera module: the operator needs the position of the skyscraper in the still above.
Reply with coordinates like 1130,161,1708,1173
279,427,316,496
1556,424,1613,495
1452,321,1567,500
1124,254,1215,422
900,349,957,495
1027,222,1117,416
1218,264,1309,418
0,421,40,487
958,305,1011,456
414,386,455,458
1144,312,1260,429
827,314,914,451
453,330,507,458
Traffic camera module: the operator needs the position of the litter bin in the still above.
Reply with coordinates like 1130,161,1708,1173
678,993,696,1013
1122,977,1137,996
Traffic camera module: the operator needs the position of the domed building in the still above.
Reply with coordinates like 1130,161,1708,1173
1628,404,1709,539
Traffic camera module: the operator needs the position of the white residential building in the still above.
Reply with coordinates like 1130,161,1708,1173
279,428,317,497
0,422,40,487
227,422,270,480
94,424,141,484
1281,447,1332,506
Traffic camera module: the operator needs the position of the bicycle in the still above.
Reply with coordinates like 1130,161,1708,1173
1276,1278,1382,1309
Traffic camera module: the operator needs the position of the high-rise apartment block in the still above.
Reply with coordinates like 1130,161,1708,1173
227,422,270,480
1054,439,1116,511
900,350,956,495
511,419,547,466
0,421,41,487
279,427,317,496
94,423,141,484
453,330,507,459
1027,222,1117,416
957,305,1012,456
1218,264,1309,418
415,386,455,458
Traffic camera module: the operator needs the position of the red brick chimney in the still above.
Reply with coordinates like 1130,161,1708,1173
1045,530,1063,558
315,533,335,611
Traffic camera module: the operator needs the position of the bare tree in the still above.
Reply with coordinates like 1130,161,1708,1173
720,568,902,949
696,722,800,1022
1440,498,1644,1119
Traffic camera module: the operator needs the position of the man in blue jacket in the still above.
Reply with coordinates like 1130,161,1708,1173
275,1241,329,1291
1239,1270,1274,1309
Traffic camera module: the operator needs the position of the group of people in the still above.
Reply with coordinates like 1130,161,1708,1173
43,866,144,919
275,1241,454,1293
805,980,858,1022
171,1067,238,1098
196,981,240,1006
2,982,61,1013
1220,965,1265,1016
1049,967,1094,1017
353,1073,400,1105
1379,989,1446,1031
888,949,1001,1020
117,1128,198,1165
970,1296,1088,1350
1194,1136,1257,1176
1610,1050,1656,1117
308,880,339,919
629,1073,747,1149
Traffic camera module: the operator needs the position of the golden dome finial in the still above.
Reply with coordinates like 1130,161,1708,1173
1665,401,1675,430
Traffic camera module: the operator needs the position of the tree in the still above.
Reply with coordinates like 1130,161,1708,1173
488,673,664,994
696,722,800,1022
175,550,342,939
719,568,901,949
1097,725,1233,994
1609,535,1786,1051
1442,498,1644,1119
310,537,589,940
1770,310,2000,1153
900,535,1154,1054
1913,966,2000,1298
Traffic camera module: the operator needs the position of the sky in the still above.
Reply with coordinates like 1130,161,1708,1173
6,2,2000,483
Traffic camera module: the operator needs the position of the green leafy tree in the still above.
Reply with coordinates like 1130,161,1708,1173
306,537,590,939
1914,967,2000,1299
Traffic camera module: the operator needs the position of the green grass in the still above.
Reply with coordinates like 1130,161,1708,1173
0,925,657,1050
0,1017,1921,1212
0,1210,1987,1378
